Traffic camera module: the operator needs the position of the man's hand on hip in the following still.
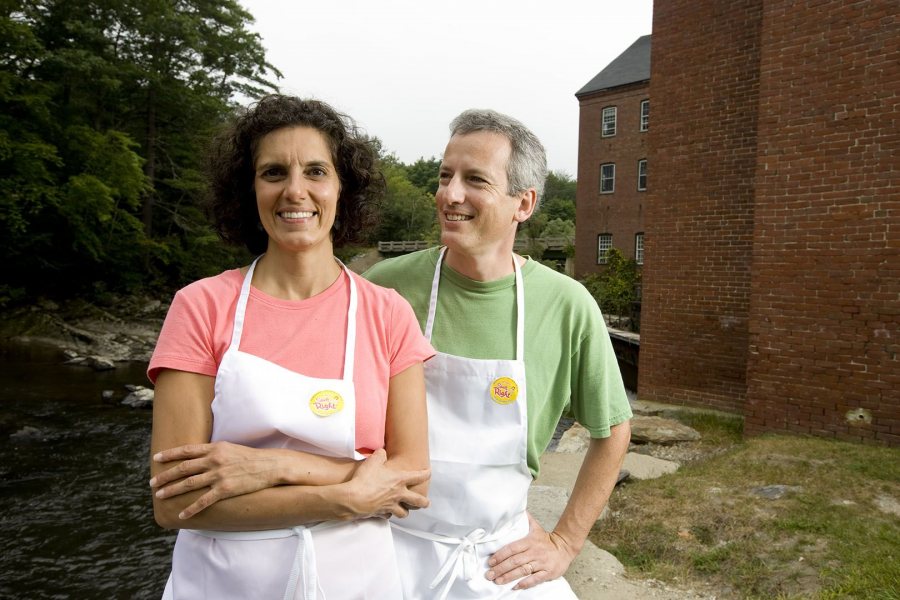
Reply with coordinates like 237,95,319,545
485,512,577,590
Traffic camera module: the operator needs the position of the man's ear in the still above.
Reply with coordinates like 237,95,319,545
513,188,538,224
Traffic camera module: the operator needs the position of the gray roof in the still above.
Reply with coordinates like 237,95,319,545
576,35,651,97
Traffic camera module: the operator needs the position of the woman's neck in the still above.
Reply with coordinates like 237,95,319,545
251,244,342,300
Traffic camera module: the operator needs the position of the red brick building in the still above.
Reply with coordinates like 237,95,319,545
630,0,899,445
574,36,651,277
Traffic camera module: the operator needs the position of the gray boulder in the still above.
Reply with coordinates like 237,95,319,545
122,386,154,409
630,416,701,445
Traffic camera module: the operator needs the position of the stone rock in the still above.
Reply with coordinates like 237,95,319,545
556,422,591,453
629,400,665,416
86,355,116,371
751,484,803,500
564,542,627,598
101,389,116,402
63,353,116,370
141,300,162,314
622,452,680,480
122,386,154,408
528,484,569,531
630,416,701,445
537,451,585,491
874,495,900,518
10,426,46,442
37,299,59,311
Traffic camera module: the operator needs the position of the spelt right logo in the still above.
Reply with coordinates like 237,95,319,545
489,377,519,405
309,390,344,417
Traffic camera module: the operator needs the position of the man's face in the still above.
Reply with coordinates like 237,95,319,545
436,131,528,256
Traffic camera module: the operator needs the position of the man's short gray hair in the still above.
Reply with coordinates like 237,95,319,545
449,109,548,206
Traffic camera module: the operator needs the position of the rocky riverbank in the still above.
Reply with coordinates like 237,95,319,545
0,295,168,367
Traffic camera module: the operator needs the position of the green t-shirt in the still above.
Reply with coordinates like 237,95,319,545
364,247,632,477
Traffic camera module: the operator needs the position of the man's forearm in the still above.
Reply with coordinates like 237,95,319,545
552,420,631,554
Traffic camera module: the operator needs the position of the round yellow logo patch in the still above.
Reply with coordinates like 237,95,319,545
490,377,519,405
310,390,344,417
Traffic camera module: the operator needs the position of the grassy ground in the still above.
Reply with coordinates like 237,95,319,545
590,412,900,599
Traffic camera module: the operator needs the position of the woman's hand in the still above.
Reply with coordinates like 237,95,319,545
150,441,286,520
344,449,430,519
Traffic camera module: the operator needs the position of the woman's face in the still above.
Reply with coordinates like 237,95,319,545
253,126,341,254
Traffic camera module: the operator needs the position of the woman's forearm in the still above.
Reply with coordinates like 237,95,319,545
153,481,357,531
153,449,429,530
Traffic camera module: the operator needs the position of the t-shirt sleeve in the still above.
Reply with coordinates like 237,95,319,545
386,290,435,377
147,286,221,384
570,302,633,438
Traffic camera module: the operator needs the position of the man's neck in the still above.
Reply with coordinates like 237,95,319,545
443,243,525,282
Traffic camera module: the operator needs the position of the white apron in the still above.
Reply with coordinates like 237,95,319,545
391,249,576,600
162,256,402,600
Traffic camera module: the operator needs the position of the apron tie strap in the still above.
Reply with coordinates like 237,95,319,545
428,527,487,598
190,522,340,600
284,526,318,600
391,520,518,600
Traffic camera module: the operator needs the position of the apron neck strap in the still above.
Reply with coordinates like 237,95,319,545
426,248,525,361
229,255,261,350
337,260,358,381
230,255,358,382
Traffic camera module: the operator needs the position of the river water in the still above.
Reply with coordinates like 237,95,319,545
0,342,172,599
0,341,590,598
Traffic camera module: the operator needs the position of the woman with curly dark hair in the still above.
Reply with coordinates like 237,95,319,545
146,95,433,599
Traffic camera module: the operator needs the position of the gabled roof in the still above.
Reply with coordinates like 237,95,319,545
576,35,651,97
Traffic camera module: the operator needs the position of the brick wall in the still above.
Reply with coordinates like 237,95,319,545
744,0,900,444
575,83,650,277
638,0,763,411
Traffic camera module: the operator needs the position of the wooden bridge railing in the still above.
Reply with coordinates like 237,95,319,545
377,237,571,254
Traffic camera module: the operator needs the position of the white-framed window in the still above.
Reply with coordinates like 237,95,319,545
597,234,613,264
637,159,647,191
640,99,649,132
601,106,617,137
600,163,615,193
635,232,644,265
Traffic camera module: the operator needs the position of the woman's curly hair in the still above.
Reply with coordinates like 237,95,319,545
206,95,383,253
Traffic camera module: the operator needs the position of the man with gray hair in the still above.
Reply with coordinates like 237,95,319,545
365,109,632,599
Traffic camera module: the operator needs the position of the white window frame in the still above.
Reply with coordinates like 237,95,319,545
597,234,613,264
635,233,644,265
601,106,617,137
640,99,649,132
637,159,647,191
600,163,615,194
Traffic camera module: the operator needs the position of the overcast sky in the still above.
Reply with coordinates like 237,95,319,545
238,1,653,176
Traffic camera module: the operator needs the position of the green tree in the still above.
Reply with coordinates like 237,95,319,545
541,217,575,240
543,170,577,203
539,170,577,224
581,248,641,330
405,157,440,196
541,196,576,222
1,0,279,299
375,162,436,241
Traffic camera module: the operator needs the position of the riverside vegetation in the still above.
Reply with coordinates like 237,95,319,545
595,411,900,600
2,2,579,311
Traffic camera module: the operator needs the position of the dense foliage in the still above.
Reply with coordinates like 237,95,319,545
582,248,641,330
1,2,578,305
1,0,279,303
372,155,439,243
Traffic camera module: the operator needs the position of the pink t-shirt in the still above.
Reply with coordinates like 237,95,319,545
148,268,434,454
